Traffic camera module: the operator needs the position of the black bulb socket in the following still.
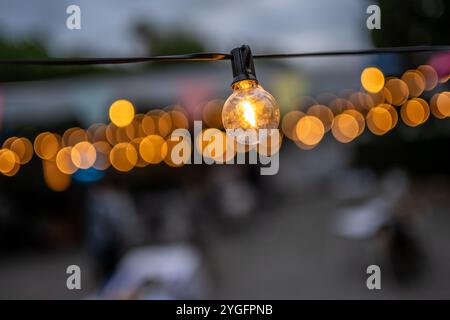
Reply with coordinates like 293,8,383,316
230,45,258,86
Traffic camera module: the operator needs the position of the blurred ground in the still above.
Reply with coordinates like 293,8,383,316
209,192,450,299
2,182,450,300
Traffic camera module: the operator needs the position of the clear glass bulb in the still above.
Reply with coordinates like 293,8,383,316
222,80,280,144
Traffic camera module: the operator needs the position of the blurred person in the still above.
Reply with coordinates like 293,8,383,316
85,177,145,276
333,169,427,284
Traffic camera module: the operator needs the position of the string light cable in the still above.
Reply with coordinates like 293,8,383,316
0,45,449,65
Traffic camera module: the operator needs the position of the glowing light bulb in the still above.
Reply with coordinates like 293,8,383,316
222,45,280,144
223,80,280,131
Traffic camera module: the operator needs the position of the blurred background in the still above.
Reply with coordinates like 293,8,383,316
0,0,450,299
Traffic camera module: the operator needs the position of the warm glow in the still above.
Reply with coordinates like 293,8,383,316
170,110,190,131
331,114,359,143
382,87,393,105
130,137,150,167
417,65,438,91
34,132,60,160
65,128,88,146
385,78,409,106
343,109,365,136
413,98,430,123
110,142,138,172
240,100,257,127
366,106,393,135
401,70,426,98
56,147,78,175
0,149,18,174
71,141,97,169
109,99,135,127
88,123,108,142
139,135,168,164
330,98,354,115
295,115,325,146
281,111,304,141
124,121,137,141
43,160,71,192
434,92,450,117
116,126,131,144
2,136,18,149
159,111,173,137
3,74,448,182
141,112,156,136
10,137,33,164
142,109,173,137
2,161,20,177
93,141,111,170
361,67,385,93
381,104,398,129
133,114,146,138
349,92,374,113
106,123,119,145
368,91,385,108
307,105,334,132
401,100,426,127
222,80,280,136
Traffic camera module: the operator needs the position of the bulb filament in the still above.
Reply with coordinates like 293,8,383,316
240,100,257,127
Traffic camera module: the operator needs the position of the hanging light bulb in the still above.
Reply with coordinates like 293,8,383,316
222,45,280,144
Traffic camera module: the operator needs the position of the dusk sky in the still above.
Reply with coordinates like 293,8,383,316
0,0,372,57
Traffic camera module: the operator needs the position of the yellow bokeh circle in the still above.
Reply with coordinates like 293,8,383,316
109,99,135,127
361,67,385,93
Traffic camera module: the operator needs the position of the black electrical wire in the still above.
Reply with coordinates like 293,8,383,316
0,53,230,65
0,45,449,65
254,45,450,59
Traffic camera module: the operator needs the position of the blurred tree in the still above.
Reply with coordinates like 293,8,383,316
372,0,449,46
134,22,204,57
0,38,109,82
